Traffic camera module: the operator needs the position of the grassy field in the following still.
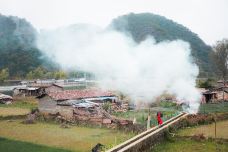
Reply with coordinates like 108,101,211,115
153,137,228,152
0,137,71,152
198,102,228,114
178,120,228,139
0,119,134,152
0,97,38,110
0,97,37,118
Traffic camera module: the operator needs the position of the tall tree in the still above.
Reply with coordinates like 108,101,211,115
212,39,228,101
0,68,9,82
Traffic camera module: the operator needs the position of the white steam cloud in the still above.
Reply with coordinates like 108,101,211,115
37,24,201,113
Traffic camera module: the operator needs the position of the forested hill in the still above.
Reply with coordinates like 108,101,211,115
0,14,49,77
0,13,215,78
111,13,214,77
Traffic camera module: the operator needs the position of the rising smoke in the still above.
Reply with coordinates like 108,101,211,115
37,24,201,113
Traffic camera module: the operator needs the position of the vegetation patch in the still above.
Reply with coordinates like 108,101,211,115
0,97,38,110
152,137,228,152
198,102,228,114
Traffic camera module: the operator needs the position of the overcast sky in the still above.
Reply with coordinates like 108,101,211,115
0,0,227,45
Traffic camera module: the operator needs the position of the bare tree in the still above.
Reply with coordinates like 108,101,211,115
212,39,228,101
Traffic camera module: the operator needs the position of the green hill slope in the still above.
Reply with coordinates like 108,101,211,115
0,14,43,77
111,13,214,77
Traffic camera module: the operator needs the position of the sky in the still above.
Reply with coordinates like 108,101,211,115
0,0,227,45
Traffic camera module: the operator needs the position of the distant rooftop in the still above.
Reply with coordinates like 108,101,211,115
47,89,114,100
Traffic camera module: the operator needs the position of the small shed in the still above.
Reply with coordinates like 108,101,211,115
13,87,44,97
202,90,217,103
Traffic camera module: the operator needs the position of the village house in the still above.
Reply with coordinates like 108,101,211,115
37,89,129,126
0,93,13,104
13,82,92,97
199,87,228,103
213,86,228,101
216,80,228,87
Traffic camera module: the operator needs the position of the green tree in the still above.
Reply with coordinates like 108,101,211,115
197,78,215,89
54,71,67,79
26,67,46,79
212,39,228,101
0,68,9,82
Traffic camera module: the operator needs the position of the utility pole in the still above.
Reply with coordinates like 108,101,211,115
214,116,217,138
147,107,151,130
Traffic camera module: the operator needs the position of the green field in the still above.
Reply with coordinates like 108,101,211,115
0,97,37,119
0,119,134,152
0,137,71,152
153,138,228,152
0,97,38,110
198,102,228,114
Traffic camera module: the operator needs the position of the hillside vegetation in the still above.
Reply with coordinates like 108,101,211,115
0,13,216,78
0,14,43,77
0,14,56,78
111,13,215,77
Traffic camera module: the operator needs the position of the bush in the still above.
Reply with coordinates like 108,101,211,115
102,102,112,112
191,133,206,141
31,108,39,114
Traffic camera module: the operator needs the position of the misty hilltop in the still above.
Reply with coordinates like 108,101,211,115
0,13,214,78
0,14,43,77
111,13,214,77
0,14,56,77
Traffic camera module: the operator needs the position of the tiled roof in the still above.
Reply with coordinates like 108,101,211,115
48,89,114,100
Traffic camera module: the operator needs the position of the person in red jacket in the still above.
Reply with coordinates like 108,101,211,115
157,112,163,125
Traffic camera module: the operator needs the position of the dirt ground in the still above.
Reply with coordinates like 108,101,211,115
0,107,30,117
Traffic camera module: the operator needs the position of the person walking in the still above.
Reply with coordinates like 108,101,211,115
157,111,163,125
